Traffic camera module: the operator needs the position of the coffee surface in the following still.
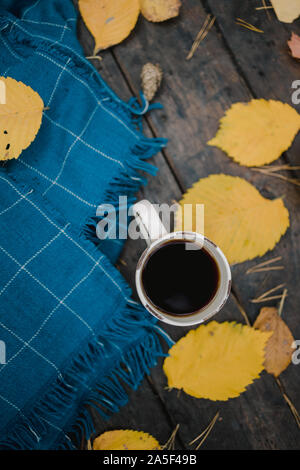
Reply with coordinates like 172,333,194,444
142,241,219,315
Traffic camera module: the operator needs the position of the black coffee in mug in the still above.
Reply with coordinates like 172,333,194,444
141,240,220,316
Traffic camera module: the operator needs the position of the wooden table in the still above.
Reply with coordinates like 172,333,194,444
78,1,300,450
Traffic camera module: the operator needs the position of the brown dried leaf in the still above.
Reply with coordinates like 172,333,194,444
254,307,294,377
288,32,300,59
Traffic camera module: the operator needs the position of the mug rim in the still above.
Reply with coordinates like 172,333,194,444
135,231,231,326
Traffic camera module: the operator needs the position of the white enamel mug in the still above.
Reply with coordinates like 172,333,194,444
133,200,231,327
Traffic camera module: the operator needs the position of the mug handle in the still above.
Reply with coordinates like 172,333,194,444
132,200,168,247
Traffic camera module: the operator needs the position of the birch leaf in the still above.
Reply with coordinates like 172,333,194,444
163,321,271,401
254,307,294,377
175,174,289,264
0,77,44,161
288,32,300,59
93,430,161,450
208,99,300,166
140,0,181,22
79,0,140,53
271,0,300,23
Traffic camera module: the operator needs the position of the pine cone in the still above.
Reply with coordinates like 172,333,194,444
141,63,163,101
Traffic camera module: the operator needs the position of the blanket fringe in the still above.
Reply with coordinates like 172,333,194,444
0,13,169,450
0,303,171,450
84,133,167,247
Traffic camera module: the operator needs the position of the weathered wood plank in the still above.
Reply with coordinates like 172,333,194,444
89,378,183,449
107,0,300,447
77,17,182,446
149,297,300,449
77,11,183,290
110,0,300,338
205,1,300,128
204,0,300,411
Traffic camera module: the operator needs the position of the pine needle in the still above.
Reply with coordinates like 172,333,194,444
189,412,220,450
252,166,300,187
197,16,215,45
258,165,300,172
255,171,300,187
260,0,272,20
246,256,283,274
251,294,287,303
278,288,288,316
256,5,274,10
234,295,251,326
236,22,263,33
248,266,284,273
254,283,285,300
251,283,286,303
186,15,216,60
87,439,92,450
276,377,300,428
162,424,180,450
86,55,102,62
236,18,264,33
186,14,210,60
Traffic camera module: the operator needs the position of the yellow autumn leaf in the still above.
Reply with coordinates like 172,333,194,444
93,430,161,450
140,0,181,22
79,0,140,53
254,307,295,377
0,77,44,161
208,99,300,166
175,174,289,264
163,321,271,401
271,0,300,23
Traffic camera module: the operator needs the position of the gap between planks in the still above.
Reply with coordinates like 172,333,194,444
147,375,186,449
110,49,186,193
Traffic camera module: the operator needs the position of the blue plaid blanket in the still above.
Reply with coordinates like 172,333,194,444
0,0,167,449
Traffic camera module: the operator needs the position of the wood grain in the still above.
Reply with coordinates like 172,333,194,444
76,0,300,449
